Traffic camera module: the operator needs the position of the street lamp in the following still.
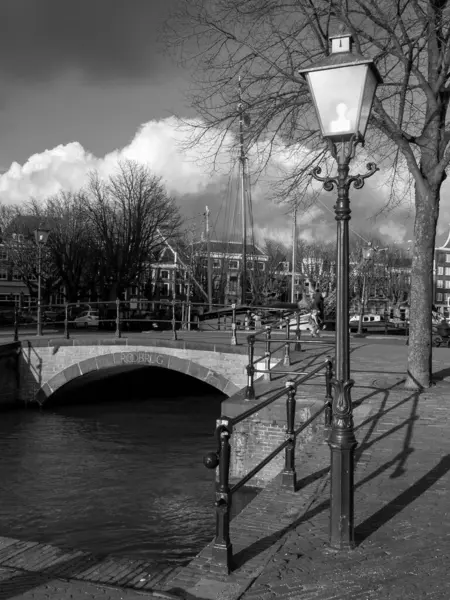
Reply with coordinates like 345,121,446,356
34,226,50,336
357,245,375,336
299,32,382,549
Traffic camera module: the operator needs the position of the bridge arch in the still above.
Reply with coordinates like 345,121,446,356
36,350,240,405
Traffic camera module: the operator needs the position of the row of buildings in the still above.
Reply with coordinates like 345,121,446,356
1,213,449,314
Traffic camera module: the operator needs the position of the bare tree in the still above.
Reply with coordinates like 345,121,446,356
84,160,183,300
166,0,450,387
28,193,98,302
248,239,290,304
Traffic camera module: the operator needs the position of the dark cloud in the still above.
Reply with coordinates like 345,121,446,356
0,0,180,82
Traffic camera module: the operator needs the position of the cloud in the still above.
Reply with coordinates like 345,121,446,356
0,115,429,246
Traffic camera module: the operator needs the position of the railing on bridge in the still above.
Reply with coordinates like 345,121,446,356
203,357,334,573
244,317,335,400
3,299,314,346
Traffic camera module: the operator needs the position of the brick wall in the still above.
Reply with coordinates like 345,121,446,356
0,342,21,407
222,388,325,487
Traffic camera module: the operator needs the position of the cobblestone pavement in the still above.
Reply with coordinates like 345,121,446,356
240,352,450,599
0,566,173,599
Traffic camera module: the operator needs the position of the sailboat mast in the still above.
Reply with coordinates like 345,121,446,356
239,76,247,305
291,203,297,303
205,205,213,311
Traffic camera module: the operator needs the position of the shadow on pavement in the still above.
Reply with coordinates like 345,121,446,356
355,454,450,544
232,388,440,568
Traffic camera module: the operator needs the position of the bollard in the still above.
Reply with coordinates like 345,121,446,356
324,358,333,438
283,317,291,366
115,298,121,338
245,336,256,400
264,325,272,381
64,303,70,340
13,304,18,342
172,299,177,340
282,380,297,489
295,311,302,352
231,303,237,345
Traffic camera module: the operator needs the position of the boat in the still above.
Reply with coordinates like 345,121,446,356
349,313,408,333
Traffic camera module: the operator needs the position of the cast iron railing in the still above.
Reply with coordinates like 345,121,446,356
2,299,309,345
203,356,334,573
244,315,334,400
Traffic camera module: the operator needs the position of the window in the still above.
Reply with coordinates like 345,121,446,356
160,270,169,279
0,268,7,280
437,293,443,302
438,266,444,275
446,268,450,276
162,283,169,296
246,262,254,270
445,280,450,289
12,271,21,281
257,262,265,271
229,260,239,270
213,259,221,269
446,254,450,263
437,280,444,288
445,293,450,302
229,276,238,293
0,248,7,261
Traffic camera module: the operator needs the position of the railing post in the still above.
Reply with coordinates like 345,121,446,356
213,419,233,572
283,317,291,366
218,312,221,331
172,299,177,340
295,311,302,352
324,358,333,438
181,300,186,330
187,302,192,331
282,380,297,490
279,310,283,330
203,418,233,574
115,298,121,338
231,303,237,345
13,304,18,342
245,335,256,400
64,303,70,340
264,325,272,381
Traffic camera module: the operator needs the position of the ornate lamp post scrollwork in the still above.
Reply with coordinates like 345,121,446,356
299,32,382,550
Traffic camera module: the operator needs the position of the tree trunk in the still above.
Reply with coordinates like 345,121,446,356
405,182,440,390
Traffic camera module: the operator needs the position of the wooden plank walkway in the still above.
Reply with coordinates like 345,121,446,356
0,535,181,593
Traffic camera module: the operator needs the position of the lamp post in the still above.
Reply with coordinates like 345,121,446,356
34,226,51,336
299,32,382,549
357,245,375,335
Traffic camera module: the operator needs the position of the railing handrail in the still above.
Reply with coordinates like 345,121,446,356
231,358,330,427
204,355,334,573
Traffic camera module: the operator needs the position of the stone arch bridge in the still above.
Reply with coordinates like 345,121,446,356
16,336,259,405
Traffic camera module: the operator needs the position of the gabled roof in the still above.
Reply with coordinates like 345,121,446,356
193,240,266,257
437,229,450,250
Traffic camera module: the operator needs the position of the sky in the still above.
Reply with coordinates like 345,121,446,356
0,0,449,250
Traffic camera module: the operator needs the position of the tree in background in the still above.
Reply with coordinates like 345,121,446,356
166,0,450,388
248,239,290,304
28,192,98,302
84,160,182,300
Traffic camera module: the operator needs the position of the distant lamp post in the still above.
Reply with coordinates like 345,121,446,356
357,245,375,335
299,32,382,549
34,226,50,336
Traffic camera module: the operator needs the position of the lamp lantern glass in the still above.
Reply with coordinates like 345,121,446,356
299,34,382,141
362,246,374,261
34,227,50,245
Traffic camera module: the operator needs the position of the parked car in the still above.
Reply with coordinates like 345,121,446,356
73,310,100,328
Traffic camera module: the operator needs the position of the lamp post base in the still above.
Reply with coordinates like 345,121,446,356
328,378,357,550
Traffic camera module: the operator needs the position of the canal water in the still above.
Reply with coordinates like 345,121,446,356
0,367,255,566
